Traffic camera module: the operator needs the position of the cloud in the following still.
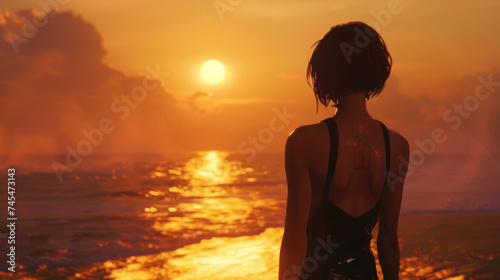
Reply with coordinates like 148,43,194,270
0,9,182,156
371,71,500,155
183,91,218,114
171,89,292,115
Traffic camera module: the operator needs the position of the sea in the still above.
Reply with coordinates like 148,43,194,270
0,151,499,279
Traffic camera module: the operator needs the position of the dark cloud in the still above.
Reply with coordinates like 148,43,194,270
0,9,182,156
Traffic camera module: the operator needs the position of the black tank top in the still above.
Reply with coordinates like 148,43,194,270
300,117,390,280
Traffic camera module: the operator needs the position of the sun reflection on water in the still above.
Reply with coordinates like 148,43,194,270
177,150,248,187
94,227,283,280
144,151,259,242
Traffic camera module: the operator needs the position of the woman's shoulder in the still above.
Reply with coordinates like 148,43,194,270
288,121,329,142
285,122,329,164
386,127,410,158
286,121,329,152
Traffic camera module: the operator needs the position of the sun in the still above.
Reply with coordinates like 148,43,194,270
200,59,226,84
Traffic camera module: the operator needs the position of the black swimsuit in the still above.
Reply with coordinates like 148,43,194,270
300,117,390,280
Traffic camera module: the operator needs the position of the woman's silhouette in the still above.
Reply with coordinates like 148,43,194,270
279,22,410,279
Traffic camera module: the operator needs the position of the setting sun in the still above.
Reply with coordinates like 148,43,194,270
200,59,226,84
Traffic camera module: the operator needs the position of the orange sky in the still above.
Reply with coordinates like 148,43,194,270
1,0,499,159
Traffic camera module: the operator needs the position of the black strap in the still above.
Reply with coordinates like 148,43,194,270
323,118,339,199
377,120,391,191
322,118,339,251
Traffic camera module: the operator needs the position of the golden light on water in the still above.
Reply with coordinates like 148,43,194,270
96,227,283,280
90,150,285,279
152,196,253,238
150,171,167,178
70,151,473,280
146,190,165,197
144,207,157,213
143,150,258,241
183,151,236,186
156,150,252,189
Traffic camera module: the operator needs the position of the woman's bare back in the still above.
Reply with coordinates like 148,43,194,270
304,116,397,218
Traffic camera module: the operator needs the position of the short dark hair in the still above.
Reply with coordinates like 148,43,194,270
307,21,392,109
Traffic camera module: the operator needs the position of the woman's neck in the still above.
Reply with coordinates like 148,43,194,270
334,92,372,120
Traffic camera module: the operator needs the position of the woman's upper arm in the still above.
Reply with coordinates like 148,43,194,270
378,133,410,241
283,127,312,240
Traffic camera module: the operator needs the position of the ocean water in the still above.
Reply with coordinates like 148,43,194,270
0,151,499,279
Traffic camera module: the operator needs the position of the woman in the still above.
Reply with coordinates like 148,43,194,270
279,22,410,279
